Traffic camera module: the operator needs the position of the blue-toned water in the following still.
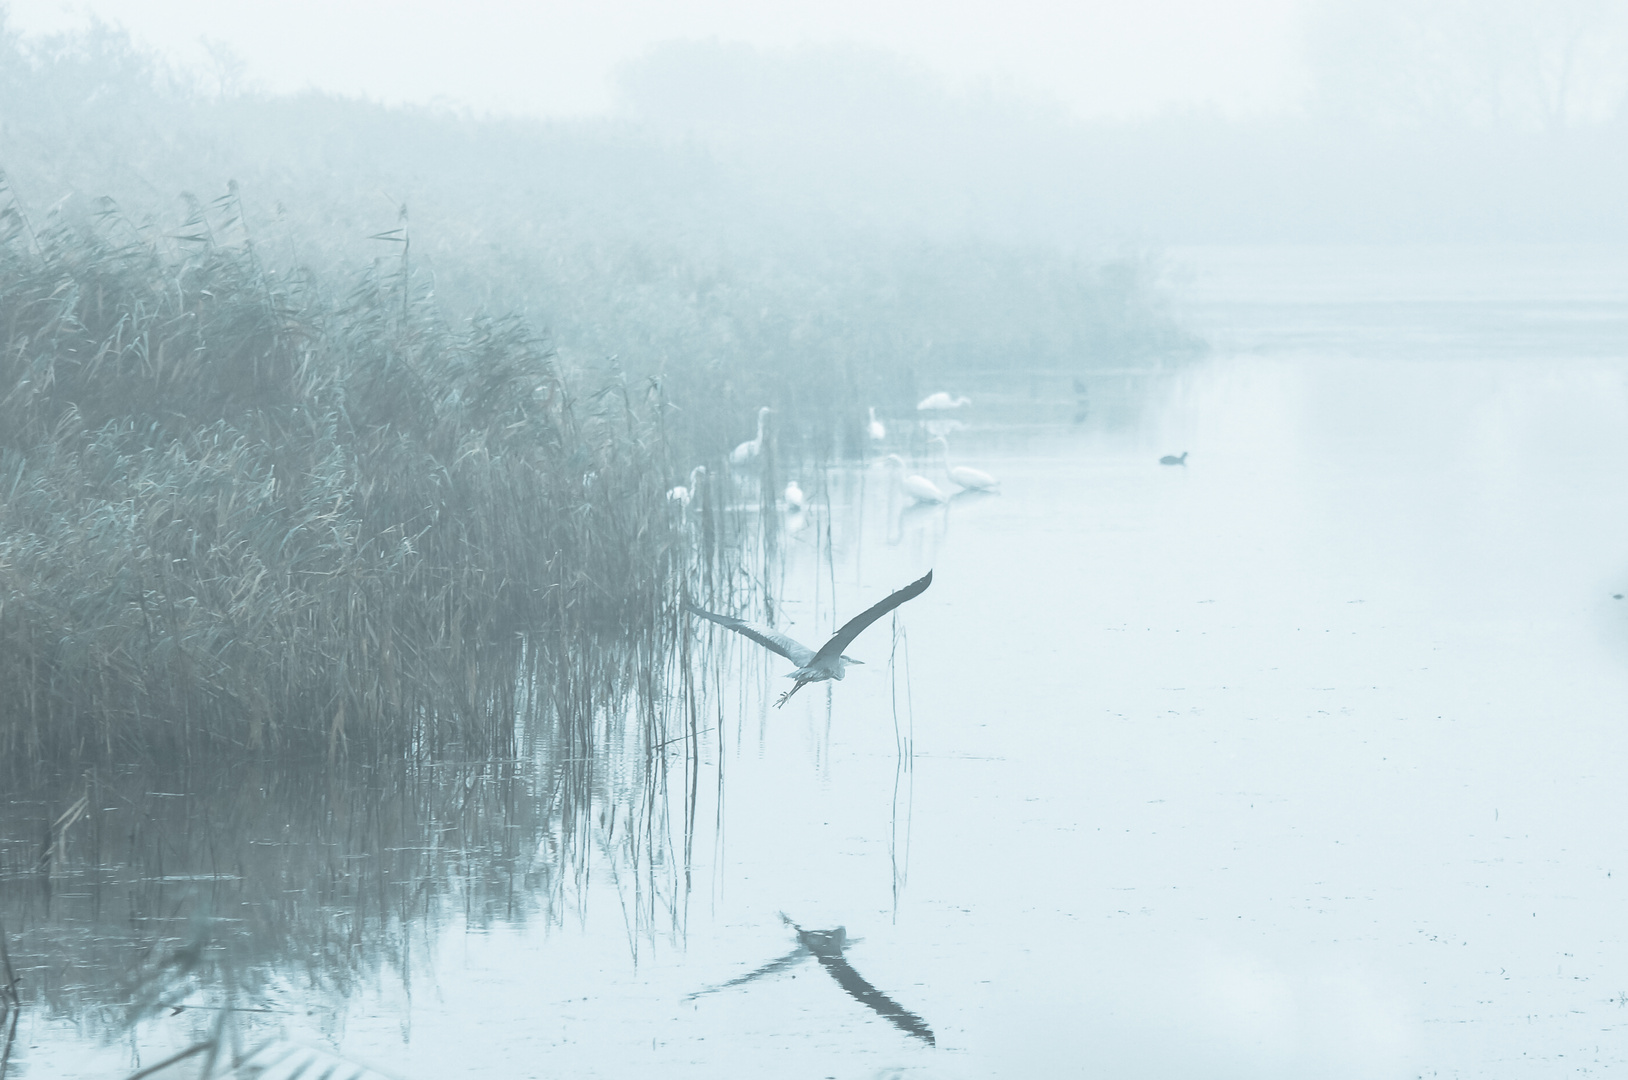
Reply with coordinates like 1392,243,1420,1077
17,244,1628,1079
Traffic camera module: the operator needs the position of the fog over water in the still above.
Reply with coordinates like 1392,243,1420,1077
2,4,1628,1079
18,244,1628,1078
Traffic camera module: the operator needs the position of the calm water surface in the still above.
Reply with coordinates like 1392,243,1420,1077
20,245,1628,1078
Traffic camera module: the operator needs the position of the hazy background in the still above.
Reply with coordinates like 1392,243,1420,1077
7,0,1628,245
7,5,1628,1076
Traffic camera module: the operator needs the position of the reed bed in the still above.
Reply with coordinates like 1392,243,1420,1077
0,192,702,773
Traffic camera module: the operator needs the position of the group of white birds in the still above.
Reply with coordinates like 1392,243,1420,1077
885,391,996,505
667,391,998,512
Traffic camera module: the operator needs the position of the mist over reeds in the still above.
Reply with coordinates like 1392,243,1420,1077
0,15,1197,777
0,17,1196,454
0,187,695,771
0,17,1199,1039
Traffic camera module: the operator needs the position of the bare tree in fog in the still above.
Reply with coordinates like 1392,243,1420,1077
1308,0,1628,130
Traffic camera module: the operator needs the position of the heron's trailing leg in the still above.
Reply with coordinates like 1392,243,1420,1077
775,679,810,709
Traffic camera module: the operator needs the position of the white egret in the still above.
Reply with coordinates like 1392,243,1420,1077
730,406,773,465
866,407,886,441
1159,451,1188,466
686,571,933,707
930,436,999,492
916,392,970,412
784,480,806,511
667,464,706,506
884,454,948,504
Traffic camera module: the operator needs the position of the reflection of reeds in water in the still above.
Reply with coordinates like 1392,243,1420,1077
888,611,916,918
1,918,18,1076
0,741,704,1041
0,190,769,1046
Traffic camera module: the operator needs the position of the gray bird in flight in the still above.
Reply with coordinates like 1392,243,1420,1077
686,571,933,707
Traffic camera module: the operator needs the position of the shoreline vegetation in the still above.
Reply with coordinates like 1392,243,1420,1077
0,23,1190,1030
0,187,699,770
0,19,1195,777
0,16,1199,1061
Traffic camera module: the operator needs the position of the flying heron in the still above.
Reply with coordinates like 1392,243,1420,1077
685,571,933,707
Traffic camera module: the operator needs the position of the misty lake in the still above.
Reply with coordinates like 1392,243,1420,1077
14,244,1628,1079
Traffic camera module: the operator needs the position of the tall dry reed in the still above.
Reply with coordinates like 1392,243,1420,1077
0,190,698,773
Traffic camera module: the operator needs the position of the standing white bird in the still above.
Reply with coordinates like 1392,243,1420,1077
784,480,806,511
866,407,886,441
686,571,933,707
884,454,948,504
731,406,773,465
916,392,970,412
930,437,999,492
667,464,707,506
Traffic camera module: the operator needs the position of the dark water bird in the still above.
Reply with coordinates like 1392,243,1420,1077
1159,451,1188,465
686,571,933,707
685,914,936,1046
1072,377,1090,423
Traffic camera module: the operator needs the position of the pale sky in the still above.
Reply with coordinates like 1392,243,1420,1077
5,0,1314,119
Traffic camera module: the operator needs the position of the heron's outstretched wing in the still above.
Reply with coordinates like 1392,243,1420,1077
811,571,933,666
685,604,817,668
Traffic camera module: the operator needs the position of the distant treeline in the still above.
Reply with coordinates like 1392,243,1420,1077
0,19,1196,462
616,37,1628,249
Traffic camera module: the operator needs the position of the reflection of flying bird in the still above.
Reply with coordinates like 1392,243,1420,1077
685,914,936,1046
916,391,970,411
1159,451,1188,466
730,406,773,465
686,571,933,707
867,406,886,441
930,436,999,492
884,454,948,504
